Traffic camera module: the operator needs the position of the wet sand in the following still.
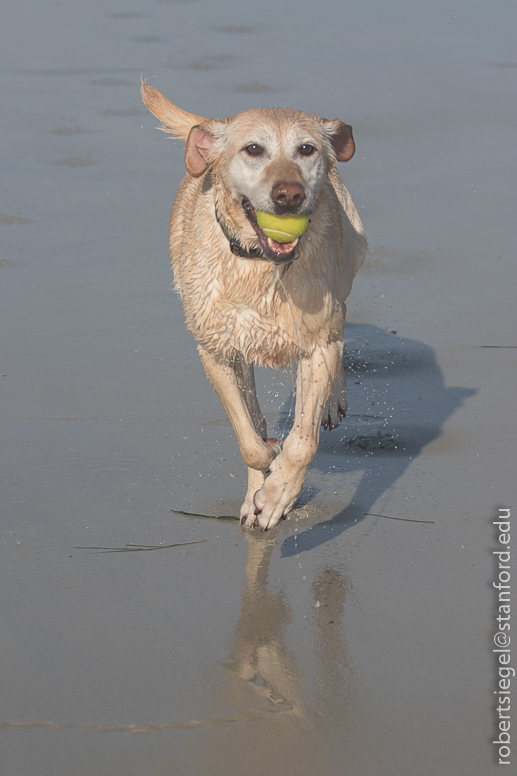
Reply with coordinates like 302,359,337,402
1,1,515,774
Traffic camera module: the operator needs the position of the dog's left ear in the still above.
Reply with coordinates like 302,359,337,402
319,118,356,162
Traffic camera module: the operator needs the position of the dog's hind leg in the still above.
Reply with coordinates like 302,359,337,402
231,354,267,440
321,354,348,430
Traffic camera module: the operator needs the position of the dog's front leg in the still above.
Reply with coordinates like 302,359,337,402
197,346,280,516
252,341,342,531
230,354,283,524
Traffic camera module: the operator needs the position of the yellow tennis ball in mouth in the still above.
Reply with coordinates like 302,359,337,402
256,211,309,244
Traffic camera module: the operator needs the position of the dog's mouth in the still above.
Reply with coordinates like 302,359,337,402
242,200,302,263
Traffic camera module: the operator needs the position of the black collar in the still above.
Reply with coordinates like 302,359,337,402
215,210,264,259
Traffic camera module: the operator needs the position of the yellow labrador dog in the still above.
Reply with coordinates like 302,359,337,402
141,82,367,531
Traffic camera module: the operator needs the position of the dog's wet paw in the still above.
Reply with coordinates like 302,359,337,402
250,462,302,531
322,364,348,430
321,402,347,430
322,394,347,430
240,467,266,526
240,498,258,526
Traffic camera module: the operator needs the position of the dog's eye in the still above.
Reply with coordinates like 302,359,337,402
299,144,316,157
244,144,264,157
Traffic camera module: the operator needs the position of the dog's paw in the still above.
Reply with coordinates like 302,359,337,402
241,502,258,526
322,368,348,430
240,439,283,526
321,398,347,430
240,467,266,526
250,456,305,531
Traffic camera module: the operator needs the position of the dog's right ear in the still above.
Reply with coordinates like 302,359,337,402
185,126,218,178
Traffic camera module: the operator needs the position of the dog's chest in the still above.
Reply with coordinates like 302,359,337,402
224,294,299,367
181,263,339,368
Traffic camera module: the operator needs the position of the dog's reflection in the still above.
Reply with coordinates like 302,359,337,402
224,530,300,712
223,529,361,724
196,530,385,776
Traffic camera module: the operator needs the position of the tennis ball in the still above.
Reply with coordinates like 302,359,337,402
256,211,309,243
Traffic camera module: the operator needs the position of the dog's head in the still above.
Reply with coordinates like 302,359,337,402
142,81,355,261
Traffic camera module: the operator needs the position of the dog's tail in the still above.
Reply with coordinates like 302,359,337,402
141,79,206,141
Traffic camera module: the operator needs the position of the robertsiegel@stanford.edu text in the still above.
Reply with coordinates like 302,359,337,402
493,507,512,766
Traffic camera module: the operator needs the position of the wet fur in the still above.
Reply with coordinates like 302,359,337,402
141,81,367,530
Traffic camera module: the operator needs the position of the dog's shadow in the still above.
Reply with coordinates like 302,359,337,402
272,323,476,556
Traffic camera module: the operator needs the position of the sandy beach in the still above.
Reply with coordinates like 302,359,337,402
1,1,515,773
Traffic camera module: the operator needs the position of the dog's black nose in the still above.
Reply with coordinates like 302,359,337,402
272,182,306,210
